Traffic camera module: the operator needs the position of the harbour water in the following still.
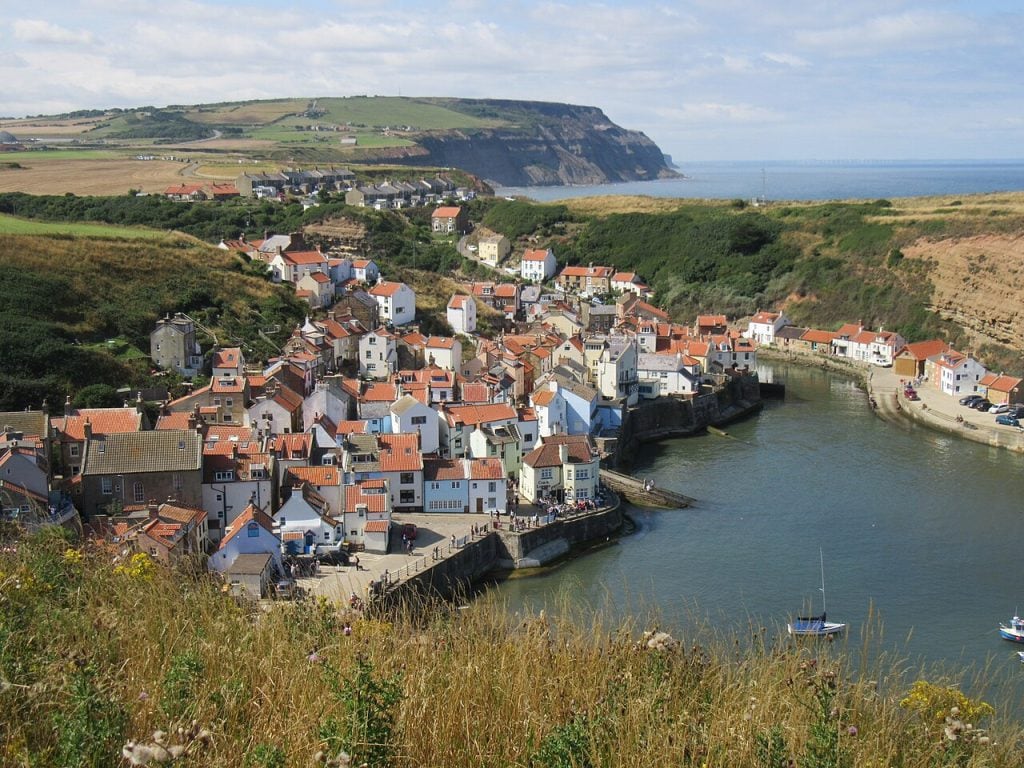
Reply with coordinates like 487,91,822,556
499,362,1024,705
496,159,1024,202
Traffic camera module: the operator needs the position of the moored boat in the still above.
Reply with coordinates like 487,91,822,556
999,615,1024,642
788,613,846,637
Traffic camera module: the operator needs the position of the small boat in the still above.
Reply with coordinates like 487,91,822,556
788,549,846,637
1017,651,1024,663
999,615,1024,643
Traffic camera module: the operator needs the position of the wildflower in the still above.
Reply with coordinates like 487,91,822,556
307,649,321,664
138,690,149,701
847,725,858,737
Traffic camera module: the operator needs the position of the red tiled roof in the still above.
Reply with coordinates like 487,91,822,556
379,433,422,472
522,248,551,262
983,374,1022,393
369,281,407,298
346,480,390,514
424,458,465,481
800,329,837,344
213,348,242,369
285,466,340,486
281,250,326,265
218,503,276,550
524,435,595,469
469,457,504,480
155,411,192,430
898,340,949,361
445,403,517,427
364,520,389,532
53,408,143,441
432,206,462,218
448,294,470,308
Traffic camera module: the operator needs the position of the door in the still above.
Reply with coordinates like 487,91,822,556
476,497,483,513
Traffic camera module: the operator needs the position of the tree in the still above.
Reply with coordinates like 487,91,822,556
72,384,122,409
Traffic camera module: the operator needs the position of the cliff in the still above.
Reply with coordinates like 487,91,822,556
399,99,680,187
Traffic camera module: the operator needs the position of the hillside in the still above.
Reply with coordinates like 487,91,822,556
1,528,1019,767
0,230,306,410
0,96,677,191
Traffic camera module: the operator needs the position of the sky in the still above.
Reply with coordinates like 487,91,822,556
2,0,1023,162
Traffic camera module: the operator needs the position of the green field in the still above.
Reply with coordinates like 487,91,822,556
11,149,125,161
0,213,169,239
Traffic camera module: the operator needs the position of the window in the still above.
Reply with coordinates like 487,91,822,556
369,336,376,345
247,522,259,538
214,398,221,406
214,470,235,482
410,415,427,426
101,477,113,495
400,490,415,504
400,472,414,485
173,474,183,491
451,481,459,489
523,433,533,443
488,481,496,493
540,468,553,480
69,444,79,457
133,482,145,503
324,531,331,541
365,350,373,359
226,398,233,407
577,469,589,480
357,508,364,517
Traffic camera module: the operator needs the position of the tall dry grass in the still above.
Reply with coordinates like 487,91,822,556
1,528,1021,767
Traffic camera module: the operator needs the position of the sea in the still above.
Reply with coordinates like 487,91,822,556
494,159,1024,202
499,362,1024,712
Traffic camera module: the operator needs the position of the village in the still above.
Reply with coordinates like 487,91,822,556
3,200,1019,605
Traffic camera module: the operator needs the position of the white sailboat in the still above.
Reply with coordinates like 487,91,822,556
788,549,846,637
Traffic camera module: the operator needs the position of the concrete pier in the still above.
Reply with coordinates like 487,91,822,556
599,468,694,508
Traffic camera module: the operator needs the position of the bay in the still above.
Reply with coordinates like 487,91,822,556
495,159,1024,202
498,362,1024,706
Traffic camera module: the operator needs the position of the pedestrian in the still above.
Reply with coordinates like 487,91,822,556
354,555,361,571
451,534,456,548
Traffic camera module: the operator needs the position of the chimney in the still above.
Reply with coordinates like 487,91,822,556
148,501,160,518
558,443,569,464
64,395,73,417
136,392,144,414
82,418,92,440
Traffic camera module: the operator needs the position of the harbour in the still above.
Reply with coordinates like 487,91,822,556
499,361,1024,707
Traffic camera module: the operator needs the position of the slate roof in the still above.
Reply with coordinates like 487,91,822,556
81,430,202,475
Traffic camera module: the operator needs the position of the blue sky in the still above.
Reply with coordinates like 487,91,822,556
2,0,1022,161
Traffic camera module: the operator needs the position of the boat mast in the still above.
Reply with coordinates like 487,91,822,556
819,548,826,617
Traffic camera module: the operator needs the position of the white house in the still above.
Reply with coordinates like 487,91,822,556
447,294,477,335
520,435,600,504
466,457,507,514
846,329,906,367
208,503,283,575
637,352,702,398
359,328,398,379
390,395,439,454
520,248,557,283
351,259,380,284
611,271,650,296
201,448,272,541
296,272,335,308
595,336,639,406
746,311,789,346
273,483,344,556
425,336,461,371
422,457,507,514
929,351,988,397
369,281,416,327
268,250,329,284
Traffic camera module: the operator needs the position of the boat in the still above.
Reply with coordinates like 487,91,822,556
787,550,846,637
999,615,1024,643
1017,651,1024,663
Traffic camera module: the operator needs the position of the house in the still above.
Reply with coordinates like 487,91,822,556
344,478,392,553
425,336,461,371
980,374,1024,405
151,313,204,377
530,377,599,437
447,294,477,335
745,311,789,346
556,265,614,296
440,403,518,460
51,401,145,478
520,435,600,504
0,448,51,522
845,328,906,367
274,483,343,555
77,430,204,517
390,395,439,454
351,259,380,284
296,272,335,308
133,501,209,563
422,457,507,514
611,271,650,296
247,383,304,436
208,502,283,591
369,281,416,327
796,328,837,355
164,184,207,202
695,314,729,336
520,248,557,282
359,327,398,379
431,206,467,234
477,234,510,266
637,352,702,398
593,335,639,405
201,433,271,540
212,347,245,379
356,381,400,433
269,249,330,284
283,465,344,514
926,350,988,397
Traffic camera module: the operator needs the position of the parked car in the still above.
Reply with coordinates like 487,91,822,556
960,394,984,406
316,548,350,566
996,414,1021,427
401,523,418,540
1011,405,1024,418
990,403,1011,414
972,399,993,411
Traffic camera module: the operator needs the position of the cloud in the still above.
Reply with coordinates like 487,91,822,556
793,11,980,56
656,102,782,125
13,19,93,45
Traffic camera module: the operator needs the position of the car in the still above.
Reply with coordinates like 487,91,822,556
960,394,984,406
990,403,1011,414
316,548,350,566
467,244,478,252
972,399,992,411
401,523,418,540
996,414,1021,427
1011,405,1024,418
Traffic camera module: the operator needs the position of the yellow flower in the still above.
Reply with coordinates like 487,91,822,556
63,548,84,565
113,552,156,581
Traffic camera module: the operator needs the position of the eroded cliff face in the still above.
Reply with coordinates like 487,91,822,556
398,100,678,187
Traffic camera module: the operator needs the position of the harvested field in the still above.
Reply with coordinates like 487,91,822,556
0,116,105,136
0,158,195,195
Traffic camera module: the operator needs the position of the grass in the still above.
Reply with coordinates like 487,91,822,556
13,149,125,161
0,213,169,239
2,528,1021,767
